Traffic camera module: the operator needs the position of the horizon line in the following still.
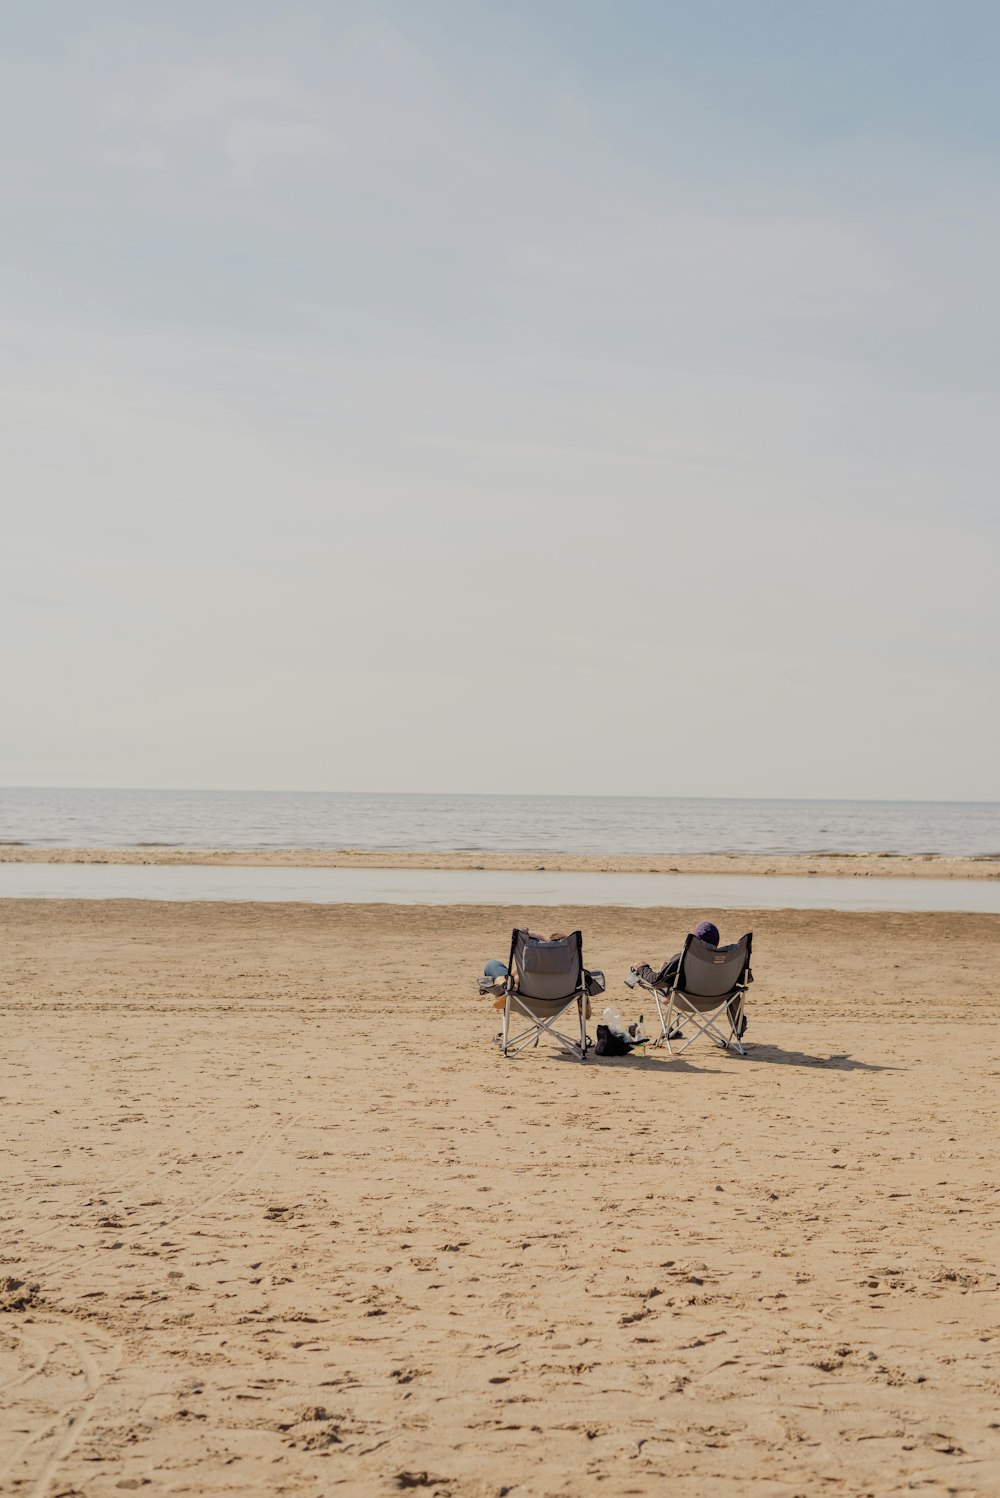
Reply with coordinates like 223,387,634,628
1,785,997,807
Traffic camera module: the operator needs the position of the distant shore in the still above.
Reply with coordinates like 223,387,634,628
1,845,997,879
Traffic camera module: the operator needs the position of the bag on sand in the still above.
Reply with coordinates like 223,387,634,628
594,1023,635,1057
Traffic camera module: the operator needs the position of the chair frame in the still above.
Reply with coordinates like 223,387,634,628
501,928,589,1062
634,932,752,1057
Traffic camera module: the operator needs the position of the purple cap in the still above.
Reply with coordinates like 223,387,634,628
693,920,720,947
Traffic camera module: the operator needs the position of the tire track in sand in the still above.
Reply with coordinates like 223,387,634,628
0,1319,121,1497
1,1109,301,1498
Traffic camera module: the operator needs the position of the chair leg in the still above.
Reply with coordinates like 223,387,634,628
673,1007,736,1055
652,987,672,1053
502,1000,589,1060
722,997,746,1055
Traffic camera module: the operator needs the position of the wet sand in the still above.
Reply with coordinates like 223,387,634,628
2,846,999,879
1,898,998,1496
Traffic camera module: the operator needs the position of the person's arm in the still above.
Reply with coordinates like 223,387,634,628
654,952,681,987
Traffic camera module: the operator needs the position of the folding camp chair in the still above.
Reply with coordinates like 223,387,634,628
634,932,753,1057
501,928,590,1062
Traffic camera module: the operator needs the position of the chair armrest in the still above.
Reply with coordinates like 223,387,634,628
626,975,662,996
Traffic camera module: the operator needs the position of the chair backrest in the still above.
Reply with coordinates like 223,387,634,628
676,932,752,997
508,929,583,1001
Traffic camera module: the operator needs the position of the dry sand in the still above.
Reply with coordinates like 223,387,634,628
2,846,999,879
1,897,998,1497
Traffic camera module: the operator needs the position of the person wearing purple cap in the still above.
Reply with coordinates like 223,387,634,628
630,920,720,989
630,920,748,1039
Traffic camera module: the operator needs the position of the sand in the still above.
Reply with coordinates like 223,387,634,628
1,897,998,1497
2,846,999,879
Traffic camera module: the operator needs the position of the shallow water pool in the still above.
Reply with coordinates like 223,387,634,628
1,863,998,912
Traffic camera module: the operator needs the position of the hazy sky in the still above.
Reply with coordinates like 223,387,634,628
3,1,998,798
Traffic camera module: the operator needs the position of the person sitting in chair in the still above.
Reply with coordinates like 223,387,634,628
631,919,747,1039
481,932,599,1022
480,933,569,1009
630,919,720,988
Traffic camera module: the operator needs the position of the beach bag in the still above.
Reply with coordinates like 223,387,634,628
594,1024,634,1057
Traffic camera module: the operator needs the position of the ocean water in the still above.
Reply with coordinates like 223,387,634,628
1,788,998,857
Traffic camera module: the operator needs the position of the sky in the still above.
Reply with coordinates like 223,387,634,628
2,1,998,799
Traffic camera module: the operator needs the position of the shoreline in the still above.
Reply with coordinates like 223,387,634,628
0,844,998,879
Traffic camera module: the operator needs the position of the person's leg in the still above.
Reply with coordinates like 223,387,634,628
480,958,510,1000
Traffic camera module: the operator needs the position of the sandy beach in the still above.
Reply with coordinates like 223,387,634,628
1,896,998,1496
2,847,999,879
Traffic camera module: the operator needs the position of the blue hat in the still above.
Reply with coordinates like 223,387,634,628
693,920,720,947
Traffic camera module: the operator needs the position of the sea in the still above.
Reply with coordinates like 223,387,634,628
1,788,998,858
